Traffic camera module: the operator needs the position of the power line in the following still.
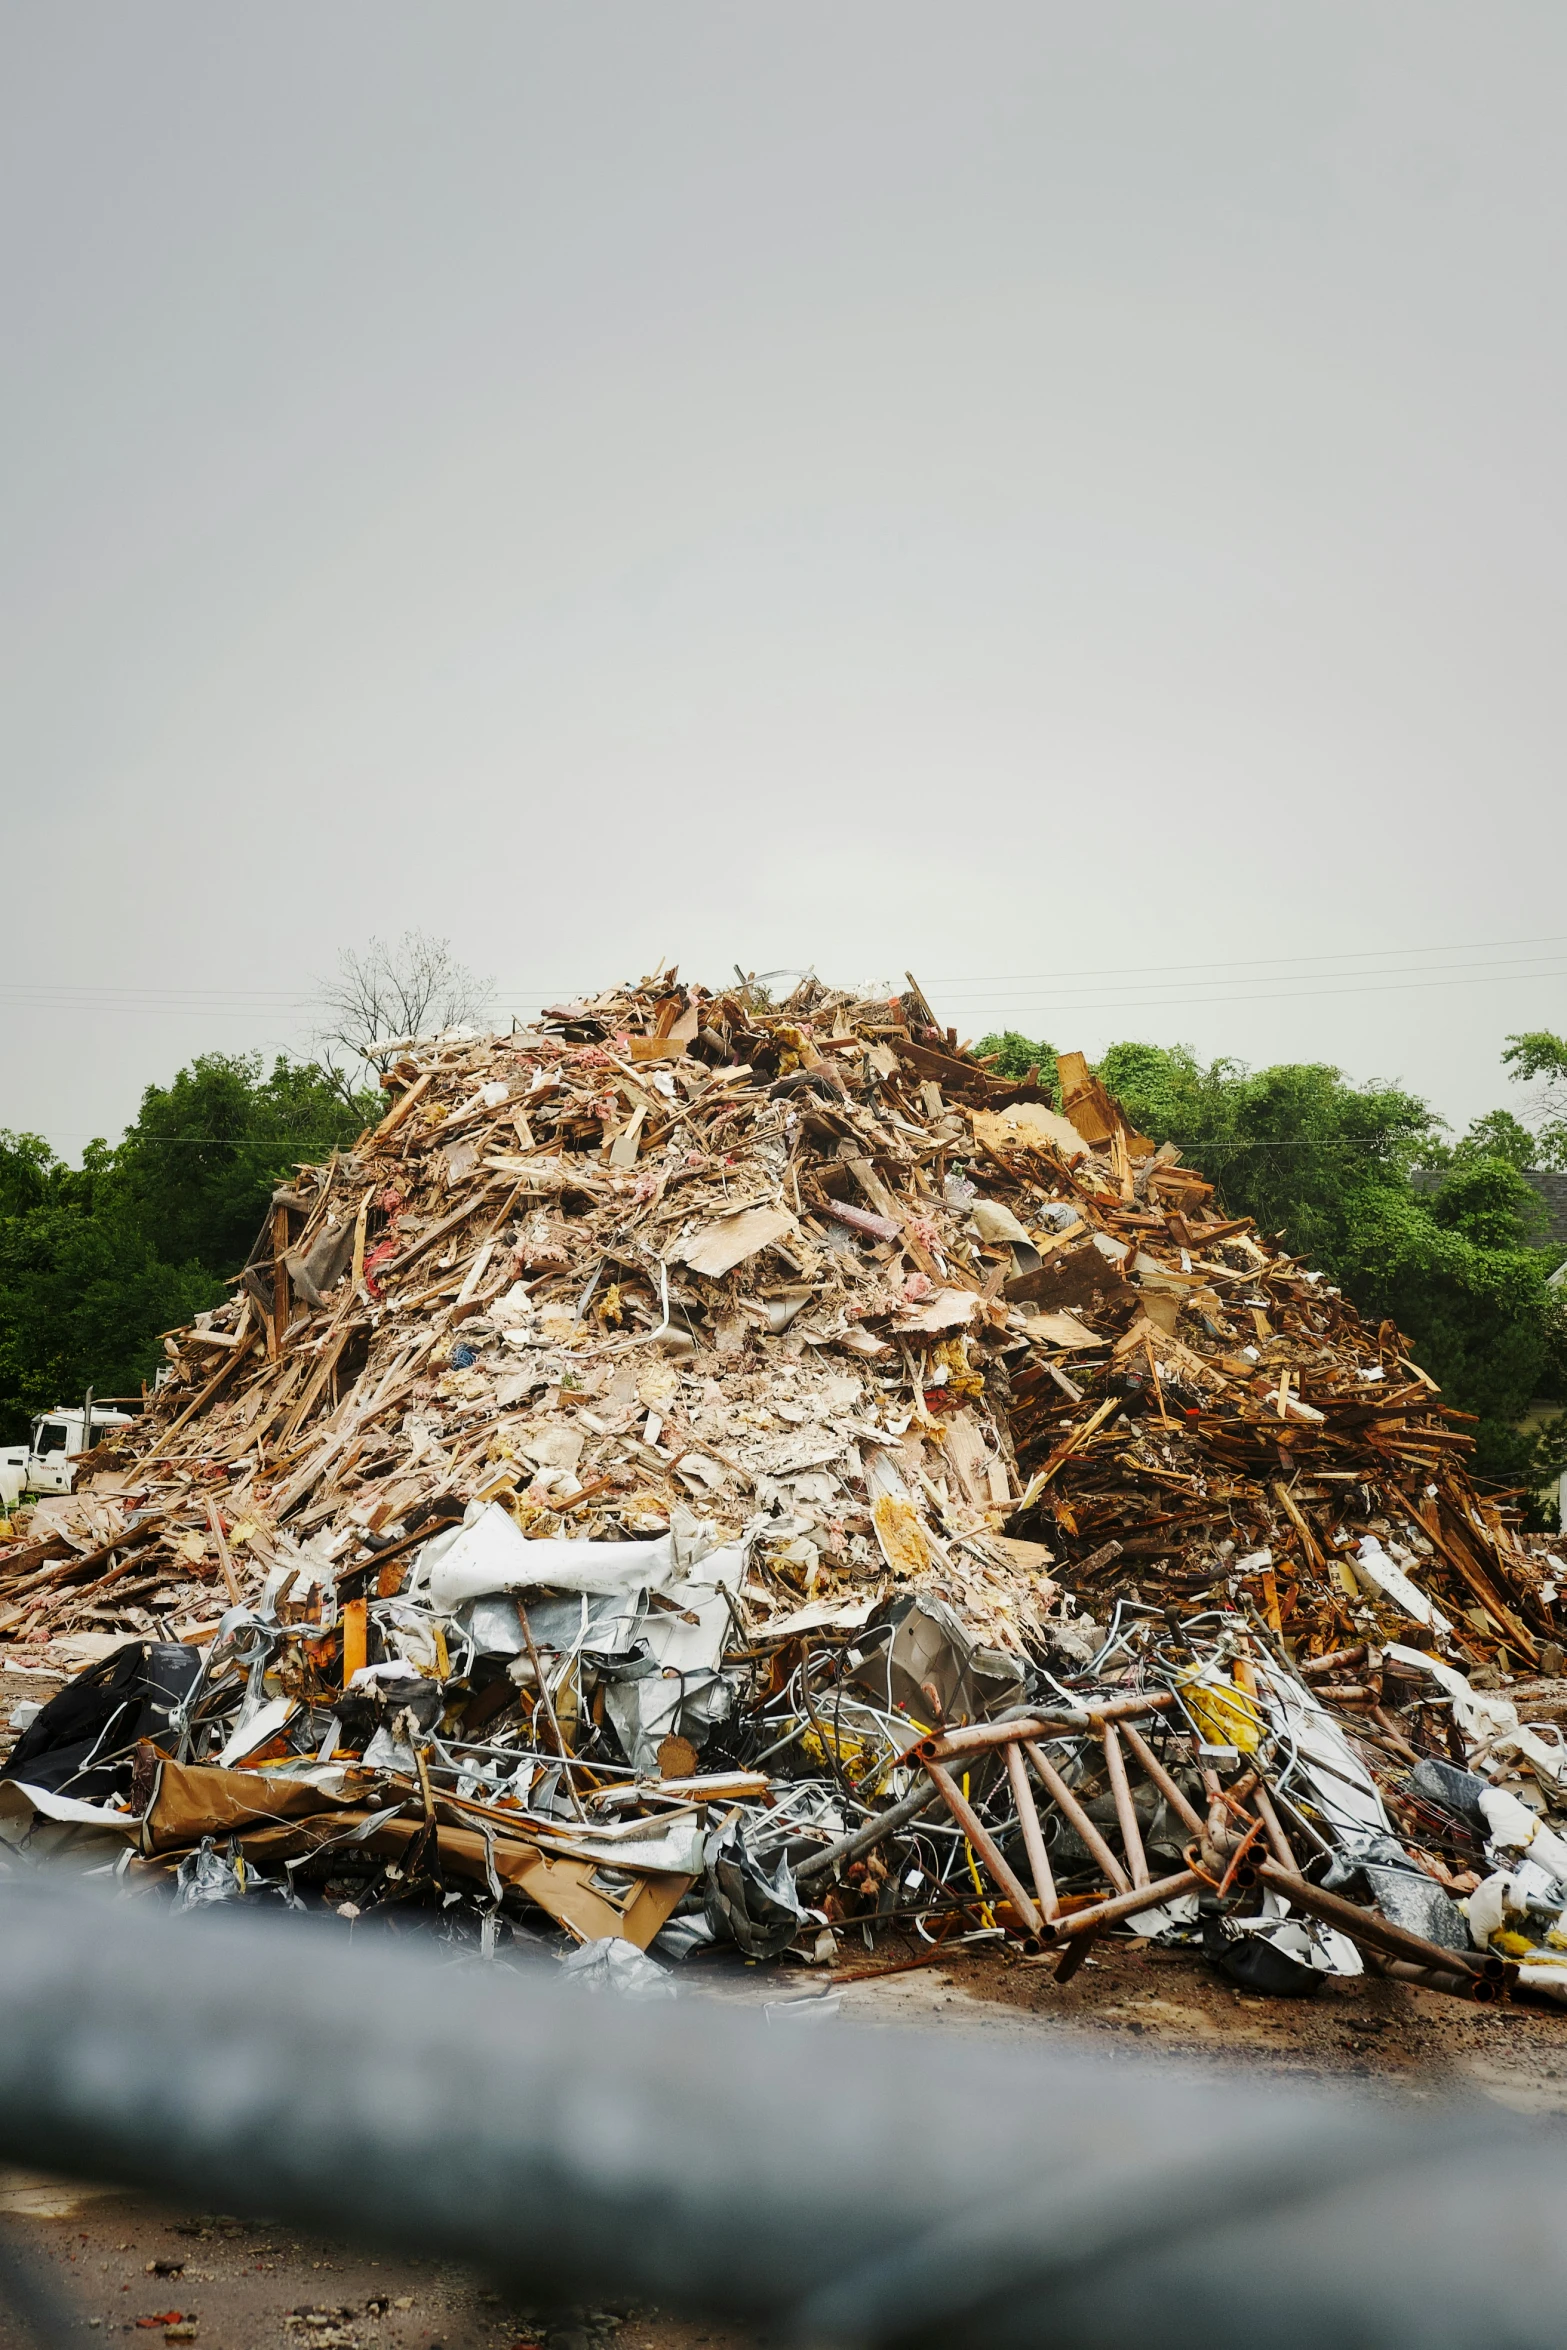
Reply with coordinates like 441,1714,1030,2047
916,930,1567,990
927,961,1567,1007
3,928,1566,1012
933,968,1567,1015
3,962,1564,1022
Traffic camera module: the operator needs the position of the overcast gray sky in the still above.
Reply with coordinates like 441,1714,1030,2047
3,3,1564,1153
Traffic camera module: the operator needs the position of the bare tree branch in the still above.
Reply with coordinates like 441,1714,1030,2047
1502,1030,1567,1171
314,933,493,1087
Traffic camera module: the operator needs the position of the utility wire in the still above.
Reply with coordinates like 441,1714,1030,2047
3,929,1566,1013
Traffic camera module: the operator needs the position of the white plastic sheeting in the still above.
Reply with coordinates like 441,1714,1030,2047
412,1503,679,1606
405,1498,754,1774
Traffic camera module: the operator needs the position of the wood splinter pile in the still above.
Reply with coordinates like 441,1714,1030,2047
1,968,1550,1700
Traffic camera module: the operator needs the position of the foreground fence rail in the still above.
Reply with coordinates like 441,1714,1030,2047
0,1883,1563,2349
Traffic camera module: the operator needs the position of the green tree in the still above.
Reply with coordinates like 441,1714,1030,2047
1094,1044,1434,1266
1445,1108,1540,1170
1073,1041,1565,1501
975,1030,1060,1089
0,1194,217,1438
0,1053,375,1445
1427,1155,1549,1252
1499,1029,1567,1168
116,1052,374,1271
1335,1166,1563,1487
0,1131,77,1218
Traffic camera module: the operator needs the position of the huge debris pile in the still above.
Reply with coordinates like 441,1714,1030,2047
2,971,1564,1998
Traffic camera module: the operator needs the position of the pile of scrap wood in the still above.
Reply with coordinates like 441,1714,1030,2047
0,970,1561,1989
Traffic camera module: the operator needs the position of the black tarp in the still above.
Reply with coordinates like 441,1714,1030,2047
4,1643,202,1802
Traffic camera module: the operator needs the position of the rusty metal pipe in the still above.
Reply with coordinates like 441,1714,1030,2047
794,1778,940,1888
1004,1740,1059,1922
1021,1740,1131,1895
921,1757,1041,1934
1378,1959,1486,2002
1101,1722,1150,1888
1251,1783,1298,1871
1215,1818,1267,1900
1118,1719,1205,1838
1299,1643,1369,1679
1040,1868,1204,1944
1081,1687,1180,1725
918,1716,1070,1761
1052,1929,1098,1984
1198,1762,1265,1874
922,1688,1176,1762
1206,1790,1233,1852
1257,1861,1485,1978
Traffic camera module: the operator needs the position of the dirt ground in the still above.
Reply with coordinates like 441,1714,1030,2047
4,1930,1566,2350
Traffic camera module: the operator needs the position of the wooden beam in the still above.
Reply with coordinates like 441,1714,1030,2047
272,1203,292,1348
141,1315,257,1463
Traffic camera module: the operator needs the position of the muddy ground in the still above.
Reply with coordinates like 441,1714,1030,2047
3,1929,1564,2350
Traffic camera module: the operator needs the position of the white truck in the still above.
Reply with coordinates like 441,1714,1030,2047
0,1403,137,1510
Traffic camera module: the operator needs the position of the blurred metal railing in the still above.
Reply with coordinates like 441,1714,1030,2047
0,1881,1562,2349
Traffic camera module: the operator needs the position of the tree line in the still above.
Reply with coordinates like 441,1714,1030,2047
0,1055,376,1433
0,929,484,1442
